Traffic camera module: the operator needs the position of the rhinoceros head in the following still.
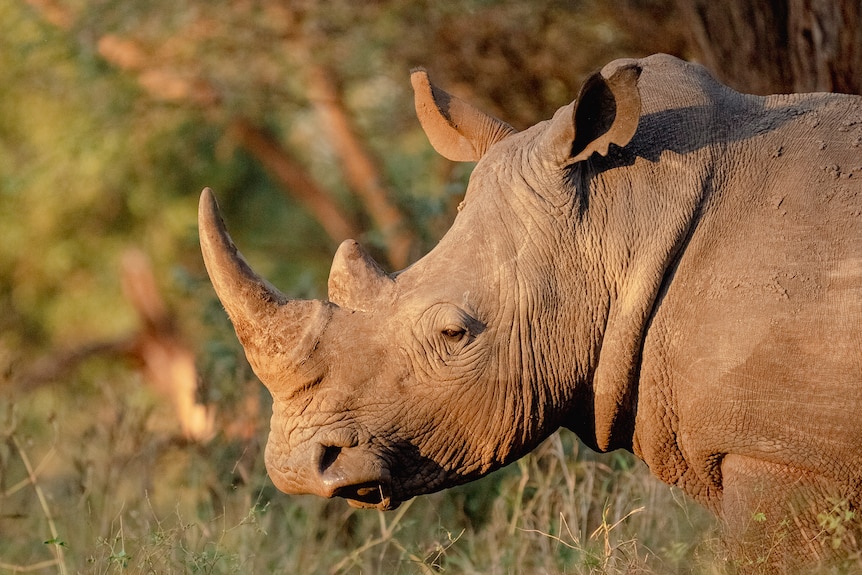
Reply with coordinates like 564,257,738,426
199,63,641,510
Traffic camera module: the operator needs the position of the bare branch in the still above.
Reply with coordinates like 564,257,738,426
229,117,361,244
11,251,215,443
305,64,417,268
35,8,410,262
120,250,215,442
25,0,73,30
14,338,137,389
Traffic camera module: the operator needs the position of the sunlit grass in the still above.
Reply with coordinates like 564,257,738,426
1,371,726,574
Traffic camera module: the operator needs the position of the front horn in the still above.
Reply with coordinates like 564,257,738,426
198,188,332,384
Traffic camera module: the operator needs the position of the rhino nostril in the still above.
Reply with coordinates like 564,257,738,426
319,445,342,473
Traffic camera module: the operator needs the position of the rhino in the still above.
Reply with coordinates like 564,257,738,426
199,54,862,570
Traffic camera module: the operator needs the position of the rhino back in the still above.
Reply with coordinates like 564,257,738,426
632,80,862,507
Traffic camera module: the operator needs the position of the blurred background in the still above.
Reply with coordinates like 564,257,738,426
1,1,859,573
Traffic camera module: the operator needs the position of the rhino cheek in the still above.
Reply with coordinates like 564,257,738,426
404,348,527,471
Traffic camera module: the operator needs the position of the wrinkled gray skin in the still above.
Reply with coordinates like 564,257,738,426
200,54,861,570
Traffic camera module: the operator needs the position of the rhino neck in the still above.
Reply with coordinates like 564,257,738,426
562,148,714,453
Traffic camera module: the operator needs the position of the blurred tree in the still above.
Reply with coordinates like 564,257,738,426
20,0,690,265
2,1,668,429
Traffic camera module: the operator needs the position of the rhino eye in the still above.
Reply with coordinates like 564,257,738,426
441,327,466,339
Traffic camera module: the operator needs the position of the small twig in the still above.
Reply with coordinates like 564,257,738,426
0,558,61,572
518,527,581,551
558,512,581,547
590,505,645,539
328,499,415,575
590,504,645,570
424,528,464,569
508,458,530,535
517,511,583,551
328,533,389,574
11,436,68,575
379,498,414,539
2,445,57,498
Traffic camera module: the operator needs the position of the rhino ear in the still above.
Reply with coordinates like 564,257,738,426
544,62,642,165
328,239,394,311
411,68,517,162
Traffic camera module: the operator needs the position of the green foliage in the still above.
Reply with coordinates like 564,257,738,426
0,2,177,351
818,499,858,552
0,0,672,361
752,512,767,523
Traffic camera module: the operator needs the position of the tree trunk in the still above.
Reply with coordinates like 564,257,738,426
677,0,861,95
786,0,862,94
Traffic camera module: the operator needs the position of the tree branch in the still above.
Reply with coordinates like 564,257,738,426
228,117,361,243
305,64,417,268
96,32,361,246
35,8,415,265
12,251,215,443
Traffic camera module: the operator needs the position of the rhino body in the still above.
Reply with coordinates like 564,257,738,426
200,54,862,569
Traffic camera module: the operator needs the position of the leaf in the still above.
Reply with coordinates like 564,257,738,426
752,512,767,523
43,537,67,547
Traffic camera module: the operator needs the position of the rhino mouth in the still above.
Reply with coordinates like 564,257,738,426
333,481,401,510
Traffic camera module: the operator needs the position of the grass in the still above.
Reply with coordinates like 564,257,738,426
0,364,727,574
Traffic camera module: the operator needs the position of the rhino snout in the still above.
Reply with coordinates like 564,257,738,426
266,437,399,510
316,442,398,510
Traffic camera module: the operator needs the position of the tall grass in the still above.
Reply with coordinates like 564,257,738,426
1,369,724,574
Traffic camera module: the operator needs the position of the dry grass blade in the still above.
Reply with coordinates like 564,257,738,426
10,435,67,575
328,499,415,574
